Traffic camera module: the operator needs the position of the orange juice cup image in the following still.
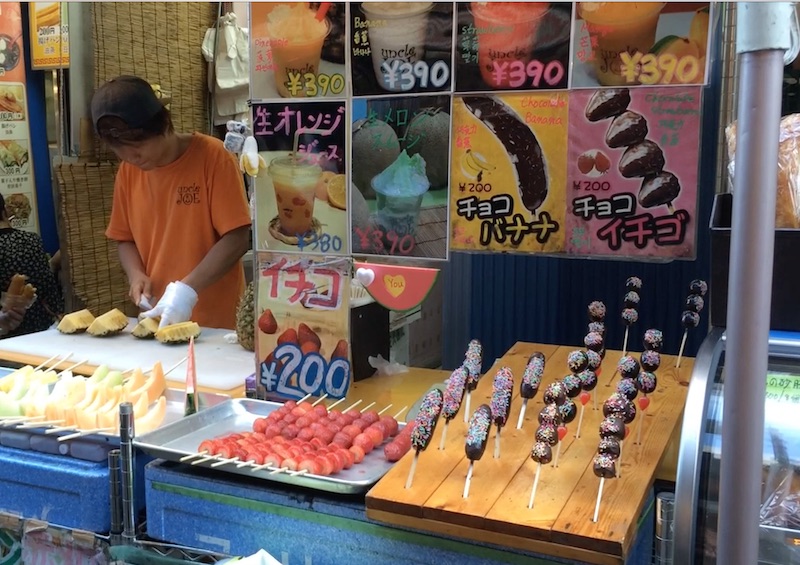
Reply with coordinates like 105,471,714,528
470,2,551,89
266,5,331,98
578,2,665,87
268,156,322,237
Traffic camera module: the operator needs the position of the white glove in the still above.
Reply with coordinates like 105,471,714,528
141,281,198,328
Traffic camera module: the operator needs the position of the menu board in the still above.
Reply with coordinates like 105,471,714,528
454,2,571,93
252,100,349,256
250,2,347,100
255,253,351,401
0,2,38,234
29,2,70,69
449,92,568,253
566,86,702,258
572,2,711,88
351,95,451,260
349,2,454,97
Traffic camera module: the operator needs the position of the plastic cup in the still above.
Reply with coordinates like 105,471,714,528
370,177,428,239
360,2,433,93
578,2,665,87
469,2,551,89
268,16,331,98
268,156,322,237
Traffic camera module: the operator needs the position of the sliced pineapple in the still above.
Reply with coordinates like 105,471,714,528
57,309,95,334
155,321,201,344
131,317,160,339
87,309,129,337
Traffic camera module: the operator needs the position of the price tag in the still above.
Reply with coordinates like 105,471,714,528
619,52,701,86
491,60,565,89
285,72,346,97
260,342,350,400
296,232,344,254
765,373,800,404
353,225,417,256
381,59,450,92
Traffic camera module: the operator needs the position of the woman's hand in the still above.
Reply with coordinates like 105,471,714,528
0,305,24,337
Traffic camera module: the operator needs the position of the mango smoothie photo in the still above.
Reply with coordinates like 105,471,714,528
268,156,323,237
266,4,331,98
578,2,665,87
469,2,551,89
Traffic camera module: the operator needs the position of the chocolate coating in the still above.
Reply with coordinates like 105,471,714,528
617,356,641,380
579,369,598,391
626,276,643,291
643,328,663,351
621,308,639,325
616,379,638,401
682,310,700,329
599,416,626,440
559,400,577,424
640,350,661,372
603,393,636,424
520,357,544,399
636,371,658,394
543,382,567,405
568,351,589,374
593,454,617,479
618,140,665,178
606,111,648,148
465,404,492,461
588,321,606,336
411,388,444,452
563,374,583,398
584,331,604,352
538,404,562,426
528,351,546,364
624,291,640,308
490,368,514,428
689,279,708,296
585,88,631,122
598,437,621,458
586,350,602,371
535,424,559,446
588,300,607,322
639,172,681,208
442,367,467,421
686,294,705,313
531,441,553,464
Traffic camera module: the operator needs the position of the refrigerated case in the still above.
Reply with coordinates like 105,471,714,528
674,328,800,564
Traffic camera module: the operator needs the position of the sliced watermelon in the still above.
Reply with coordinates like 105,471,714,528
355,263,440,312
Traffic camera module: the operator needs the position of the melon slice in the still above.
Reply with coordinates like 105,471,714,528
131,362,166,405
123,368,146,395
135,396,167,435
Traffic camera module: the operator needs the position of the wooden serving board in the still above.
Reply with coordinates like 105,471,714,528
366,342,694,565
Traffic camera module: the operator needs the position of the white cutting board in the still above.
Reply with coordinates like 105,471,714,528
0,319,255,393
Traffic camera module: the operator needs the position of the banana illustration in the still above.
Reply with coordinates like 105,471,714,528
460,149,496,181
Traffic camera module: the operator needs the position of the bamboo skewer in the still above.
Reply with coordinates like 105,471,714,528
32,353,62,372
311,394,328,406
377,403,393,416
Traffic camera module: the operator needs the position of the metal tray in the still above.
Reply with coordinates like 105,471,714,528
134,398,401,495
0,389,229,462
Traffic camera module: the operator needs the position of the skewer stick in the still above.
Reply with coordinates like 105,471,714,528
210,457,239,468
636,414,644,445
288,469,308,477
342,399,363,413
269,467,289,475
327,397,347,410
377,403,393,416
45,352,73,371
236,460,256,469
617,441,624,478
180,451,207,462
57,359,89,376
676,330,689,368
33,353,61,372
463,392,472,423
16,419,64,429
191,455,216,465
528,463,542,509
311,394,328,406
516,400,528,430
361,401,376,412
0,416,32,425
552,442,563,468
45,425,77,434
622,327,630,357
438,421,449,450
250,462,275,472
393,406,408,420
297,393,313,404
592,478,605,523
575,405,586,439
58,427,114,441
463,461,474,498
493,427,502,459
164,356,189,377
405,451,419,489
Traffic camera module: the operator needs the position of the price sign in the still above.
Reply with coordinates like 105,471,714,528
285,72,346,98
353,225,416,256
765,373,800,404
490,60,566,90
255,253,351,401
381,60,450,93
296,231,344,254
619,52,701,86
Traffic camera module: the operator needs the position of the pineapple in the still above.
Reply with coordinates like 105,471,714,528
131,317,160,339
87,309,129,336
155,321,201,344
235,282,255,351
57,309,95,334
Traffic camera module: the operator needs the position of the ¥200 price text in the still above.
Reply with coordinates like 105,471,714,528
619,52,701,85
285,72,346,97
491,60,565,89
382,59,450,92
261,343,350,400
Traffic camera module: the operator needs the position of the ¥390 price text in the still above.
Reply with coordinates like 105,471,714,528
491,60,565,89
382,59,450,92
285,72,346,97
354,225,416,256
619,52,701,85
261,343,350,400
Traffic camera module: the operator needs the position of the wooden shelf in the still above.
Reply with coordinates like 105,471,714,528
366,341,693,565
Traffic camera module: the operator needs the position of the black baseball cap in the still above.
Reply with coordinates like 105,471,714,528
91,75,165,131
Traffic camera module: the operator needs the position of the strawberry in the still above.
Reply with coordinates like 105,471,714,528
258,309,278,334
298,323,321,349
277,328,298,345
331,339,348,361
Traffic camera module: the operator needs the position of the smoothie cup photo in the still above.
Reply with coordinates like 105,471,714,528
469,2,551,89
360,2,433,93
370,150,431,239
266,4,331,98
578,2,665,87
268,156,323,237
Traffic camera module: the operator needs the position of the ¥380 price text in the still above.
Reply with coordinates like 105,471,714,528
261,343,351,400
491,60,565,89
285,72,346,97
382,59,450,92
619,52,701,85
354,225,416,256
296,231,344,254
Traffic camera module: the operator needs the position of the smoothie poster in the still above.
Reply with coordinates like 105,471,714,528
252,100,349,256
255,252,352,401
449,92,568,253
565,86,702,259
454,2,571,93
250,2,347,100
571,2,712,89
349,2,454,97
350,95,451,260
0,2,39,234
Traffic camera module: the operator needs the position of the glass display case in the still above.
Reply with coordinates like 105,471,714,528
674,328,800,564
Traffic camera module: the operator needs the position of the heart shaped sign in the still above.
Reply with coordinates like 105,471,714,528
638,396,651,411
557,425,568,441
384,274,406,298
355,267,375,287
579,391,591,406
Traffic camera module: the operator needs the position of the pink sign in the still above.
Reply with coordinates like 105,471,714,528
566,86,702,259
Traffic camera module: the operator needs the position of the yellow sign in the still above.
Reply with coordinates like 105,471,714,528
384,275,405,298
29,3,69,69
449,92,568,253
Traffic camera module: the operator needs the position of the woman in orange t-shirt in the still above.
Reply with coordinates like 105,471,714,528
93,76,251,330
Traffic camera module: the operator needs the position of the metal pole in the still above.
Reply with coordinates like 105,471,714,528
719,4,792,564
119,402,136,544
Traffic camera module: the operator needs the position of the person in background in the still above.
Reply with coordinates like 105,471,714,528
92,75,251,329
0,192,64,338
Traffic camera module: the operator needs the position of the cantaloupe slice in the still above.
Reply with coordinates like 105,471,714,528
75,405,97,430
123,368,146,395
132,392,149,423
96,401,118,430
131,362,166,405
135,396,167,435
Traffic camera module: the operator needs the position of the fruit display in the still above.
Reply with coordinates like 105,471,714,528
86,309,129,337
0,363,167,434
154,321,201,344
195,400,401,476
131,317,160,339
56,309,95,334
56,307,202,346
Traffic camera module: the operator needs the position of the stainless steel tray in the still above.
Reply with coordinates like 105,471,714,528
134,398,401,495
